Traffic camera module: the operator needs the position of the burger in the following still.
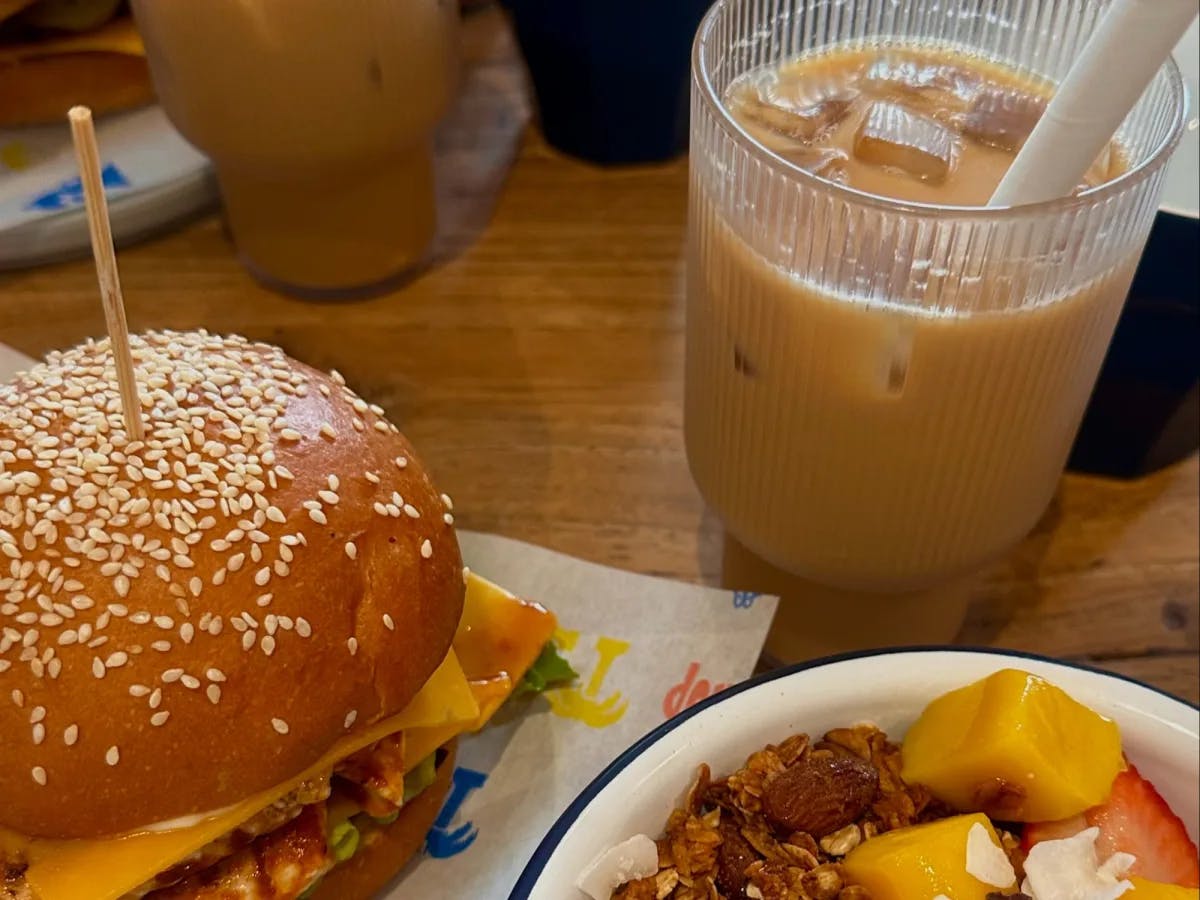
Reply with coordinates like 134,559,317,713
0,0,153,128
0,330,570,899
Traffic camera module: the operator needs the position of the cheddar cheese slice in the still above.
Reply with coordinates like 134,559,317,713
0,573,556,900
6,650,476,900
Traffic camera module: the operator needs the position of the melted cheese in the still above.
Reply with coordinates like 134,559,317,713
0,16,144,64
0,573,556,900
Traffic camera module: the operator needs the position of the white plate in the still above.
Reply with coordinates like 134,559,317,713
0,105,217,269
511,648,1200,900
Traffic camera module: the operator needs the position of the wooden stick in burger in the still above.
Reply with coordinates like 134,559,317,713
68,103,144,442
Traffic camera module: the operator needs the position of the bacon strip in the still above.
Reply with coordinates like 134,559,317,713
333,731,407,818
147,804,332,900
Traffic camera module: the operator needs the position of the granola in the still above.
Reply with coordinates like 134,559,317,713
613,724,968,900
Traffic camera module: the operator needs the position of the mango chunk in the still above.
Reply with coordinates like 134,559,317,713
901,669,1123,822
1127,878,1200,899
843,813,1017,899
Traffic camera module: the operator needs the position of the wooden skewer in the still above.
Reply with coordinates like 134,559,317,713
68,105,144,442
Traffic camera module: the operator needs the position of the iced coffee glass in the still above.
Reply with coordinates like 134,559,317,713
686,0,1186,592
131,0,459,297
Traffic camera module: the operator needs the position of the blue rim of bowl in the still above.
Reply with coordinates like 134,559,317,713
508,644,1198,899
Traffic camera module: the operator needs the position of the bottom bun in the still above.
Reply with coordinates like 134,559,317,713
309,739,458,900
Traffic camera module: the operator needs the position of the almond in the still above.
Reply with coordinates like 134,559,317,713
761,754,879,837
715,822,757,897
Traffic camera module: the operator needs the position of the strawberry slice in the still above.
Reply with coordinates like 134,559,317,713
1022,764,1200,887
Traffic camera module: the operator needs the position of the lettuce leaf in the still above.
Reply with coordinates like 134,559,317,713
514,641,577,697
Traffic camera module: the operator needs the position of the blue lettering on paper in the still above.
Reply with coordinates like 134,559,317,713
425,766,488,858
24,162,131,211
732,591,760,609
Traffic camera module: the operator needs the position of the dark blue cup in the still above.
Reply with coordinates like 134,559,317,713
502,0,712,164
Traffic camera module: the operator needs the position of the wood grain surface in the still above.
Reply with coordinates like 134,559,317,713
1,5,1196,702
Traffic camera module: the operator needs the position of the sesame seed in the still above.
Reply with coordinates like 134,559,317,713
32,767,47,786
150,711,170,727
254,567,271,586
206,684,221,704
181,674,200,689
420,539,433,559
344,542,357,561
295,618,311,638
271,718,289,735
440,493,454,510
344,710,357,729
105,746,120,766
63,724,78,746
162,668,183,684
394,456,407,469
32,723,45,745
241,631,255,651
404,504,420,519
444,513,455,525
256,592,273,607
91,657,105,679
129,684,150,697
347,637,358,656
319,423,337,439
261,635,276,656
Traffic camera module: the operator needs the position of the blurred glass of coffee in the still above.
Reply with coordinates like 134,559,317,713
132,0,459,297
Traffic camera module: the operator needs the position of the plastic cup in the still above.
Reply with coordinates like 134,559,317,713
131,0,459,298
685,0,1186,592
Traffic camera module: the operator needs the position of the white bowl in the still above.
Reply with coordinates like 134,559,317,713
511,648,1200,899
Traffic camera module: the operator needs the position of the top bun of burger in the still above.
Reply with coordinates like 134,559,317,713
0,330,463,839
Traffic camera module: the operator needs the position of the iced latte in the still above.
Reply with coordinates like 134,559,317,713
687,2,1185,592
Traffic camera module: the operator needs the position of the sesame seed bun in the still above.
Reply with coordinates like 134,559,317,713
0,331,464,839
309,740,457,900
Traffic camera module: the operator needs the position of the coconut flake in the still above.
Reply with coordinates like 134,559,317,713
575,834,659,900
1022,827,1135,900
965,821,1017,887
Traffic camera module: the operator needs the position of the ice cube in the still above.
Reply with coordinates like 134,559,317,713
862,51,982,113
854,101,958,183
963,86,1046,151
783,146,850,183
732,84,854,144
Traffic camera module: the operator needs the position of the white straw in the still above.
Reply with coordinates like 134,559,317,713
990,0,1196,207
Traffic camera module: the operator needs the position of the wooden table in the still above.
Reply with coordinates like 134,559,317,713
2,5,1196,702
